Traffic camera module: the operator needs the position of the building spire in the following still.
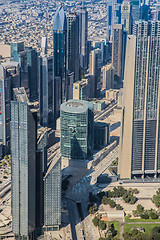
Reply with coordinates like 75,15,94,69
82,0,84,8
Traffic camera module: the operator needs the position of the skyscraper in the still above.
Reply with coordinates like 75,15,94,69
10,42,24,62
112,24,124,86
112,0,123,25
39,55,55,128
130,0,140,23
41,37,47,56
66,12,79,82
26,47,39,100
73,79,88,101
121,0,132,34
89,49,101,96
79,5,88,71
119,21,160,179
53,4,67,103
11,88,37,239
60,100,94,160
11,42,38,100
0,62,20,153
106,1,113,42
43,155,61,231
102,63,114,90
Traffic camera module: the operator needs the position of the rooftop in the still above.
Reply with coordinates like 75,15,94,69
61,100,89,113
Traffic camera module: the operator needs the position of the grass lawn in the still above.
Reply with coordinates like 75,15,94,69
124,223,160,234
110,221,120,238
125,216,160,222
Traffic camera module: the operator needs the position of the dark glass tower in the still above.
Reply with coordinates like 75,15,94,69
79,5,88,71
66,12,80,82
53,5,67,103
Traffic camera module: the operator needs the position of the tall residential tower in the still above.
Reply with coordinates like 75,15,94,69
119,21,160,179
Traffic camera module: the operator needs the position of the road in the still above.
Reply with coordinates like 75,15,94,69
65,144,119,240
65,197,81,240
90,146,119,184
94,102,117,121
81,198,100,240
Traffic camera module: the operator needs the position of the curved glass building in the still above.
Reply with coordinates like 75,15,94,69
60,100,94,160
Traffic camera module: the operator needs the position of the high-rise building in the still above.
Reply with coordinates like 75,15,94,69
60,100,94,160
102,63,114,89
37,126,55,173
53,5,67,103
11,42,38,100
41,37,47,56
112,24,125,86
43,155,61,231
0,62,20,153
119,21,160,179
11,88,37,239
106,2,113,42
121,0,132,34
66,12,79,82
107,0,123,42
131,0,140,23
79,5,88,71
66,71,74,100
73,79,88,101
39,55,55,128
140,3,149,21
89,49,101,96
26,47,39,100
112,0,123,25
10,42,24,62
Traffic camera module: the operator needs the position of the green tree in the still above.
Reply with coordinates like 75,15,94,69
137,204,144,212
4,155,8,160
99,220,106,230
116,204,123,210
109,223,117,237
92,216,99,226
152,194,160,207
151,226,160,240
150,212,158,219
140,213,149,219
123,229,150,240
130,195,136,204
2,161,7,166
101,196,109,205
89,204,97,214
108,199,116,208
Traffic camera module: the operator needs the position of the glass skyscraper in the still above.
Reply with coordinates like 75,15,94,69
79,5,88,71
119,21,160,179
10,42,38,100
11,88,37,239
39,55,55,128
43,155,61,230
66,12,80,82
60,100,94,160
53,4,67,103
0,62,20,153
